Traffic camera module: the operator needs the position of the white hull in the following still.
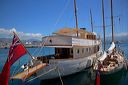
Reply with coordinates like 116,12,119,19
36,53,98,80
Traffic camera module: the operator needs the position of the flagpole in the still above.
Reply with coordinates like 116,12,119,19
13,31,34,59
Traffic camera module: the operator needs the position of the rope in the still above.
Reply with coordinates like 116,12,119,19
12,66,17,76
12,67,22,76
26,67,56,83
32,47,40,56
11,60,21,76
37,46,44,56
22,56,31,81
36,36,49,56
57,68,64,85
31,35,49,57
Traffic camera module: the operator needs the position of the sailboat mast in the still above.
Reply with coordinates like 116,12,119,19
102,0,106,51
74,0,79,37
110,0,114,42
90,9,94,32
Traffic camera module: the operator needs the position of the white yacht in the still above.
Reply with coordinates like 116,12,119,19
11,0,102,80
34,27,102,80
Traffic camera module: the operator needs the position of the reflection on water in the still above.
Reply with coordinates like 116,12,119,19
10,67,128,85
101,69,128,85
40,69,128,85
40,68,95,85
39,68,128,85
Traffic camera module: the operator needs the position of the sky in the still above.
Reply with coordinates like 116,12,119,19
0,0,128,40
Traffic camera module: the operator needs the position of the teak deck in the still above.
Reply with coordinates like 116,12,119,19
11,63,47,80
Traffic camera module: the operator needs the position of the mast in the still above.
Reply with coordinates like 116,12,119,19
74,0,79,37
90,9,94,32
110,0,114,42
102,0,106,51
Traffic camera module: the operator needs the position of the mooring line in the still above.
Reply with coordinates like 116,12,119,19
57,68,64,85
26,67,56,83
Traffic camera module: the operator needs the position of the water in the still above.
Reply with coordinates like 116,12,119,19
0,43,128,85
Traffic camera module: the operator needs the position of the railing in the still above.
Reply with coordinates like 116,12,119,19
42,36,100,47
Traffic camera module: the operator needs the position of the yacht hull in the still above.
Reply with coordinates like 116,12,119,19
36,53,97,80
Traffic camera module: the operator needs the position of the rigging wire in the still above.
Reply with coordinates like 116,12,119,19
32,47,41,56
29,36,48,58
57,68,64,85
54,0,71,26
25,67,57,83
36,36,49,56
12,67,22,76
11,59,23,77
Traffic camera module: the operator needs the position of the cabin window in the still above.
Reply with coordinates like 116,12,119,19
89,48,91,52
70,49,73,55
71,49,73,53
98,46,99,51
82,48,84,53
87,35,88,39
77,49,79,54
87,48,90,52
86,48,88,52
94,46,97,53
55,48,73,59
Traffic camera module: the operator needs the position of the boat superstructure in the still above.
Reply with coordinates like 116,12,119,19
34,28,102,80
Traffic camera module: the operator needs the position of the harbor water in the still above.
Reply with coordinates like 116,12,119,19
0,43,128,85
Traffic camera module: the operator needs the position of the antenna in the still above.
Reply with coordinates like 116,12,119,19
74,0,79,37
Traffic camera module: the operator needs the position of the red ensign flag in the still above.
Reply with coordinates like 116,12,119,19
0,33,27,85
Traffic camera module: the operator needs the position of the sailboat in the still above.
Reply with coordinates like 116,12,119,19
11,0,102,80
93,0,126,75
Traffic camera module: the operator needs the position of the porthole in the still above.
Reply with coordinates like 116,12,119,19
49,39,52,43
